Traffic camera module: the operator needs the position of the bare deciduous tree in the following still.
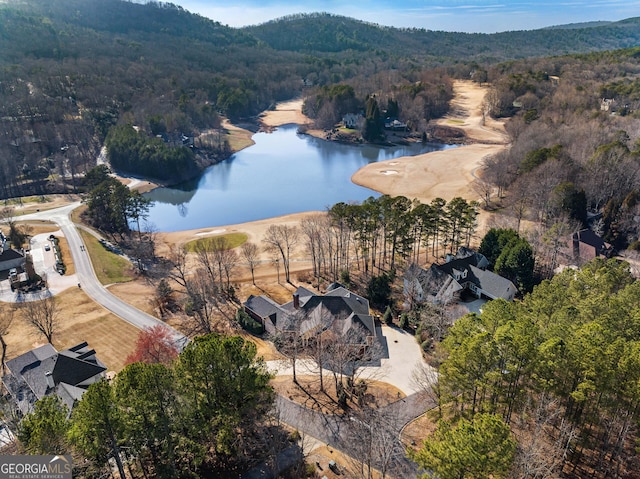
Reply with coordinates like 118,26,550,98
340,406,409,479
263,224,299,284
412,362,443,418
21,291,59,344
240,241,260,285
167,245,189,291
471,177,494,209
509,393,578,479
301,214,328,286
271,311,304,385
182,270,232,335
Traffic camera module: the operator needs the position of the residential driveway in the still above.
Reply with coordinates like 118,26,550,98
266,324,436,396
0,231,79,303
360,324,433,395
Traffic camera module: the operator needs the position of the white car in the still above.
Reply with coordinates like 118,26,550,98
44,244,51,251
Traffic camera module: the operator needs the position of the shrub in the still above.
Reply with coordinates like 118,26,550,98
383,305,393,325
399,313,409,330
339,269,351,288
236,309,263,335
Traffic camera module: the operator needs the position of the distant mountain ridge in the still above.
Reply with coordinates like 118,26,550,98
1,1,639,62
1,0,640,198
243,12,640,60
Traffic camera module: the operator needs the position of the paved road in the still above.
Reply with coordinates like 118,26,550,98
11,203,188,348
11,203,431,476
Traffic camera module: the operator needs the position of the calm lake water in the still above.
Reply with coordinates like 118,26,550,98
145,124,454,232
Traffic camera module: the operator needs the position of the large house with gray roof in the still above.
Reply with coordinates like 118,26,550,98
244,284,378,348
404,247,517,306
2,342,106,416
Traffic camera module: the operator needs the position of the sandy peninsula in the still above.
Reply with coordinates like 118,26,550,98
351,80,508,203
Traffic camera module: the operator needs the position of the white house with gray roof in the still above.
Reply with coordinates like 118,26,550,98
0,231,25,274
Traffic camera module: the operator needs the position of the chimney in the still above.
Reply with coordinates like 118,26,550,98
44,371,55,389
293,293,300,309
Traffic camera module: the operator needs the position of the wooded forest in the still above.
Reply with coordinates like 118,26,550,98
16,333,289,478
3,1,640,478
1,0,640,197
415,259,640,478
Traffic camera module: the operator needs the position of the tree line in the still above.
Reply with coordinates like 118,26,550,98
302,71,454,133
479,47,640,257
82,165,157,271
315,195,479,280
3,1,640,200
415,258,640,478
17,333,289,479
105,125,199,182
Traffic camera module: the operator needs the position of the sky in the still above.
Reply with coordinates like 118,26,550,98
170,0,640,33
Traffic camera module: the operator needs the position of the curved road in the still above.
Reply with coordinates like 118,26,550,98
16,203,188,348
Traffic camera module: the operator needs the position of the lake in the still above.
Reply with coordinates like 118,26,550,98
145,124,455,232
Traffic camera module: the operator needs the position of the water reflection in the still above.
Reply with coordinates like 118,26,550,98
145,124,454,232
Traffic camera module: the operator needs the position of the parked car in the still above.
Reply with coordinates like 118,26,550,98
44,244,51,251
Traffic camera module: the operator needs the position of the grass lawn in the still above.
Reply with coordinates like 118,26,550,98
2,195,50,206
3,195,68,216
184,232,248,252
226,128,254,152
80,229,134,285
3,288,139,373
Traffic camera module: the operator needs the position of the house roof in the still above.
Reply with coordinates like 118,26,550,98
406,262,463,302
405,247,517,303
453,247,490,269
574,229,611,252
245,295,282,319
55,383,88,413
2,342,106,416
466,265,517,300
244,287,377,341
0,248,24,263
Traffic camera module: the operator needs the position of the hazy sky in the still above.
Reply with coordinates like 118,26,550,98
171,0,640,33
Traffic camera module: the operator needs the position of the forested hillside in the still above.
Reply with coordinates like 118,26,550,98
247,13,640,61
477,48,640,254
1,0,639,200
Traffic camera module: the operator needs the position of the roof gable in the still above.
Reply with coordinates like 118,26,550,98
243,287,377,342
0,249,24,262
2,342,106,416
5,344,56,376
467,265,517,300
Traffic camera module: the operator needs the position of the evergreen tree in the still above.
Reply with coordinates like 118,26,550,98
18,396,70,455
362,96,383,142
411,413,516,479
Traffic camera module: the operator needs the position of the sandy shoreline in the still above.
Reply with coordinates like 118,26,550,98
161,80,507,246
351,80,508,203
